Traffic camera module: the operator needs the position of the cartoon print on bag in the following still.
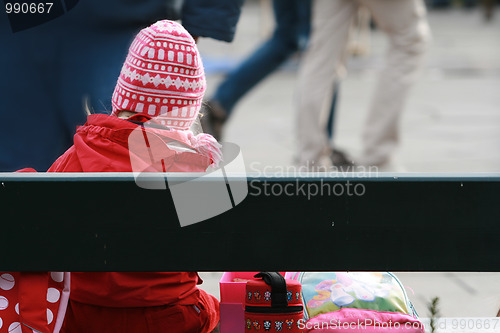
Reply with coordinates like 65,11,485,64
285,319,294,330
248,291,253,301
295,291,300,301
286,290,292,301
275,321,283,331
247,318,252,329
331,284,356,307
263,320,272,331
253,321,261,330
306,272,395,309
308,279,334,308
264,290,271,302
254,291,262,301
348,272,391,300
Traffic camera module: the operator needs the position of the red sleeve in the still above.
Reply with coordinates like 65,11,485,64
15,168,37,172
47,146,83,172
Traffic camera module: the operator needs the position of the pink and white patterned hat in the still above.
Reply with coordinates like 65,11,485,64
112,20,206,131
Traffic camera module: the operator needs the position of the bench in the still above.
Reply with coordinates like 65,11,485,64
1,173,499,271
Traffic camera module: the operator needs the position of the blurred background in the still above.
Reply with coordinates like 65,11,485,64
198,0,500,173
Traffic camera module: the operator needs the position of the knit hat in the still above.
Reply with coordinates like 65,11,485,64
112,20,206,131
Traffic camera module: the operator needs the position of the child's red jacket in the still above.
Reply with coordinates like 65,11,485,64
48,113,213,308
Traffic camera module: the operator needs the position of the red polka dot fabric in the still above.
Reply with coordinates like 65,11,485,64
0,272,68,333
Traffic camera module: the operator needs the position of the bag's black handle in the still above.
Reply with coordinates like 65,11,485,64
254,272,288,308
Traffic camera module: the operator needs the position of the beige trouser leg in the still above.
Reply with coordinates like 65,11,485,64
295,0,430,167
359,0,430,166
295,0,357,168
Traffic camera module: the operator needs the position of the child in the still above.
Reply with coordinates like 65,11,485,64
48,20,222,333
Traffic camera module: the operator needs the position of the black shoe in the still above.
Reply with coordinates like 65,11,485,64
330,148,356,171
200,100,228,141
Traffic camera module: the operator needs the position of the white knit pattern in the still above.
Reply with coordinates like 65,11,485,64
112,20,205,130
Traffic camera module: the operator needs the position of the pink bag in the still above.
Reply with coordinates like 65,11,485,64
0,272,70,333
301,308,424,332
286,272,424,333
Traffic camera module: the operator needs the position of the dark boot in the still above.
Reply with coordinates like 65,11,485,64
330,148,356,171
200,100,228,141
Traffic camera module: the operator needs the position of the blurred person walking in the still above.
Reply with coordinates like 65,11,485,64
295,0,430,171
201,0,352,166
202,0,311,140
202,0,312,141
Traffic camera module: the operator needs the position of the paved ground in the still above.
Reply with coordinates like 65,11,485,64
197,1,500,322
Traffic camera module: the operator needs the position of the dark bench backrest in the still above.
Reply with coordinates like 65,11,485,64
1,173,499,271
